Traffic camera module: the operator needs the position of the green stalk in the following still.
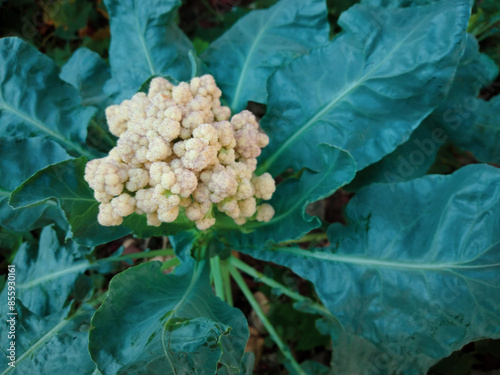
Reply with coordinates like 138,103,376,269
229,257,331,317
279,232,328,245
221,259,233,306
104,248,175,262
210,256,225,301
161,257,181,271
229,265,306,375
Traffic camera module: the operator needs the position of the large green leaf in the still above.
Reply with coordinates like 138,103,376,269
457,95,500,164
201,0,329,112
0,225,98,374
0,137,70,231
60,47,118,153
0,38,96,159
89,260,249,374
216,144,356,247
0,302,96,375
104,0,194,100
9,157,197,245
257,0,471,176
60,47,115,111
241,164,500,372
0,226,92,316
361,0,437,6
348,34,497,189
9,157,130,246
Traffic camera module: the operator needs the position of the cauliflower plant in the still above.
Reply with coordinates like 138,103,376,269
85,75,276,230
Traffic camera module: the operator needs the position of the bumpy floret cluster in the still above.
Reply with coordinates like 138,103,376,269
85,75,276,230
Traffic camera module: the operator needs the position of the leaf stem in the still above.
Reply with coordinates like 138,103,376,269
229,265,306,375
229,257,331,317
161,257,181,271
221,258,233,306
104,248,175,262
210,256,225,301
279,232,328,245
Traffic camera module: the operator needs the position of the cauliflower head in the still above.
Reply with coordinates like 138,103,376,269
85,75,276,230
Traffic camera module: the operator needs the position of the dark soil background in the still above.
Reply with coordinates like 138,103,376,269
0,0,499,373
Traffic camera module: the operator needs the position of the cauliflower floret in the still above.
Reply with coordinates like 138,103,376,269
84,158,128,196
171,168,198,197
146,212,162,227
172,82,193,105
155,118,181,141
111,193,136,217
135,188,158,213
252,173,276,200
94,191,113,203
213,106,231,121
186,201,211,221
196,217,216,230
158,206,179,223
148,77,173,97
235,179,254,200
181,138,218,171
208,165,238,203
149,161,175,188
126,168,149,192
239,197,257,218
87,74,276,230
218,148,236,165
164,106,183,122
213,121,235,148
146,132,172,161
234,124,269,158
218,199,240,219
256,204,275,223
98,203,123,226
105,104,128,137
193,123,218,145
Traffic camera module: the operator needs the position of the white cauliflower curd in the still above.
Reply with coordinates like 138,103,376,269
85,75,276,230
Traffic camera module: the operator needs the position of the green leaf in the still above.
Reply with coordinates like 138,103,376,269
0,225,97,374
104,0,194,100
257,0,471,176
346,120,441,189
0,137,71,231
218,353,255,375
0,226,92,316
241,164,500,372
9,157,130,246
0,138,73,192
348,34,496,189
0,37,97,159
89,260,249,374
9,157,197,244
0,302,96,375
201,0,329,112
60,47,118,153
458,96,500,164
60,47,115,111
217,144,356,246
126,212,196,239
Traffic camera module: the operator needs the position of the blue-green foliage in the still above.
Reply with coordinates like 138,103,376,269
240,165,500,373
1,0,499,373
0,227,97,374
89,259,249,375
201,0,330,112
104,0,194,100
